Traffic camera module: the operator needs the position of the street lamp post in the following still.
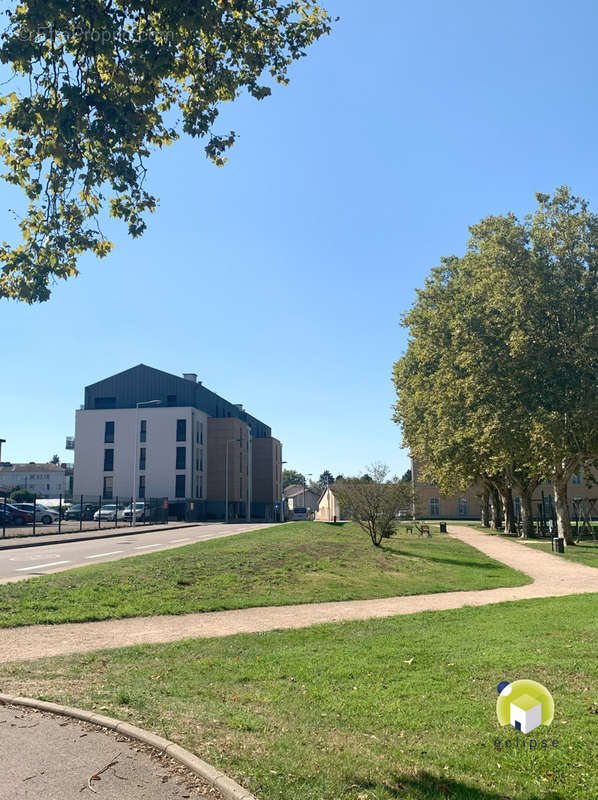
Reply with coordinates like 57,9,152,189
280,459,287,522
225,437,242,523
132,400,160,525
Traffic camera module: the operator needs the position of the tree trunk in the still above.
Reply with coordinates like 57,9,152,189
499,486,516,534
481,488,490,527
520,489,535,538
490,486,502,530
553,481,573,544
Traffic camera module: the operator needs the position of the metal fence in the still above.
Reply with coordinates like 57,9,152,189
1,494,169,539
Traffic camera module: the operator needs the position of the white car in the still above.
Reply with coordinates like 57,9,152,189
13,503,59,525
93,504,125,522
122,502,149,522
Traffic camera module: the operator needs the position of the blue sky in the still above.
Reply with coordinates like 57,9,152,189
2,0,598,480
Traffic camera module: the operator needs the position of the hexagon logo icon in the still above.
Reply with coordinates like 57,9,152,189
496,679,554,734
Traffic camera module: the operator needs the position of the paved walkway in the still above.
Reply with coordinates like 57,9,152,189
0,705,218,799
2,525,598,663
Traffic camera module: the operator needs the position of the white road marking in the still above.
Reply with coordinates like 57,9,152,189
85,550,124,559
169,538,190,543
134,543,163,549
15,560,71,571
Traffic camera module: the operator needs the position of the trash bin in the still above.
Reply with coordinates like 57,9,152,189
439,522,447,533
552,537,564,553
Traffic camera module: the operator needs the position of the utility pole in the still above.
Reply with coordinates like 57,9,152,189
280,457,287,522
225,437,241,523
246,426,252,522
0,439,5,463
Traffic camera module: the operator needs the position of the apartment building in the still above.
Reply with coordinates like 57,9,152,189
72,364,282,519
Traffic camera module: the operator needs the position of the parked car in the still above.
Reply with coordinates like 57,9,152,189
291,506,310,521
122,502,149,522
0,507,15,526
2,503,34,525
93,504,125,522
65,503,98,521
12,503,59,525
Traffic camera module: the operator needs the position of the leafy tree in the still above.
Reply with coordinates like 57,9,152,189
9,487,35,502
282,469,305,489
333,463,413,547
400,468,412,483
50,454,60,465
317,470,334,489
393,188,598,543
0,1,334,302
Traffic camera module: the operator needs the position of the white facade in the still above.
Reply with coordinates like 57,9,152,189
316,486,342,521
0,463,67,497
73,406,208,501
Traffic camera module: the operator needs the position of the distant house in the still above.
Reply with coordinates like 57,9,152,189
284,484,320,515
0,462,67,498
316,485,344,521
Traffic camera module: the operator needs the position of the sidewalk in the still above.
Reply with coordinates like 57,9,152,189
0,704,219,799
2,525,598,663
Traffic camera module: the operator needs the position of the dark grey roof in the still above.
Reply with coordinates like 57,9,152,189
84,364,271,438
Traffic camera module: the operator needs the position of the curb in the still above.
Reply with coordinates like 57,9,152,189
0,694,257,800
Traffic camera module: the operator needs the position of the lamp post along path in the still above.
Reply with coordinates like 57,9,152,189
132,400,160,525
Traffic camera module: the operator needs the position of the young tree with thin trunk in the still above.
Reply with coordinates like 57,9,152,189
333,463,413,547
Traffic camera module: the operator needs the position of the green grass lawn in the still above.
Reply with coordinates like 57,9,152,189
467,523,598,570
0,522,528,628
2,593,596,799
518,539,598,568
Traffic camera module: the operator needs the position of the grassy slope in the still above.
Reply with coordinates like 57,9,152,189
0,522,529,628
2,594,596,800
467,523,598,569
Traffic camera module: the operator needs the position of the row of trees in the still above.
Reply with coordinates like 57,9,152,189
282,469,340,492
393,188,598,544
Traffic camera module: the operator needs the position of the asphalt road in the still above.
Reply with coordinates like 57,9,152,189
0,522,278,584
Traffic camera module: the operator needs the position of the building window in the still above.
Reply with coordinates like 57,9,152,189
140,419,147,443
458,497,468,517
200,423,204,445
104,421,115,443
514,496,521,521
199,476,203,499
176,419,186,441
103,448,114,472
571,469,582,485
139,475,145,499
200,452,203,471
429,497,440,516
139,447,146,471
175,474,185,498
103,476,113,500
167,394,177,406
176,446,186,470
